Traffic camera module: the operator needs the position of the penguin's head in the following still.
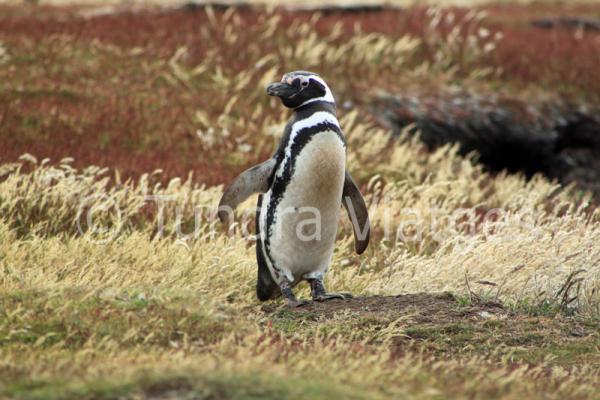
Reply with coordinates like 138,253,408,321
266,71,335,109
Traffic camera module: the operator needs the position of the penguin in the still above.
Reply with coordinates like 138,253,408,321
218,71,370,307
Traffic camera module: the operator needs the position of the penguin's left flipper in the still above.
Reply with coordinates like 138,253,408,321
342,171,370,254
218,158,277,225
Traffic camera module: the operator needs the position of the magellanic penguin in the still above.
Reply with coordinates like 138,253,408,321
218,71,370,307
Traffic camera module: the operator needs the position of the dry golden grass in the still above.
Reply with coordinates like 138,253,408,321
2,130,599,397
2,121,599,311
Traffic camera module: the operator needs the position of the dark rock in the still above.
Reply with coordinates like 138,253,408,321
531,17,600,32
372,92,600,197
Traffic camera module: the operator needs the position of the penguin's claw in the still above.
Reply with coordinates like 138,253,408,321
313,292,351,302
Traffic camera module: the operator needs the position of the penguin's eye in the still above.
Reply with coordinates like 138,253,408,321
301,80,309,87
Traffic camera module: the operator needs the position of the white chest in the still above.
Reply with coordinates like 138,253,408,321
261,130,346,282
285,130,346,207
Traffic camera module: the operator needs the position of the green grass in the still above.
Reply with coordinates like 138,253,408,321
0,290,236,350
7,372,382,400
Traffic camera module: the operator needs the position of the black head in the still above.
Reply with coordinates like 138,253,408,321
266,71,335,109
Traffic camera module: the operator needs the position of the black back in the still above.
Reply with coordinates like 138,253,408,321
255,194,280,300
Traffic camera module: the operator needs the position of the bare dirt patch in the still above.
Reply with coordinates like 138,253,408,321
269,292,504,322
259,293,600,367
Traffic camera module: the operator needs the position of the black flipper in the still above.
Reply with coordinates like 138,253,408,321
255,194,280,301
342,171,370,254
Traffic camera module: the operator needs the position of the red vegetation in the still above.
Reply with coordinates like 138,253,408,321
0,3,599,185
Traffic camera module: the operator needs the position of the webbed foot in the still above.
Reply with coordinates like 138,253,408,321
309,278,352,302
281,281,308,308
313,292,352,302
287,298,310,307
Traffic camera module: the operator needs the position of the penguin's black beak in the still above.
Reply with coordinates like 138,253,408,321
267,82,296,98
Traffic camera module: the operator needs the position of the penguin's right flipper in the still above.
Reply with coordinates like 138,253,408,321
342,171,370,254
218,158,277,225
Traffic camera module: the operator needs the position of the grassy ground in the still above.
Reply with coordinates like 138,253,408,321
1,3,599,399
1,289,598,399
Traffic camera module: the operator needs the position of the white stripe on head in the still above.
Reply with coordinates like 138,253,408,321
283,72,335,108
299,75,335,107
